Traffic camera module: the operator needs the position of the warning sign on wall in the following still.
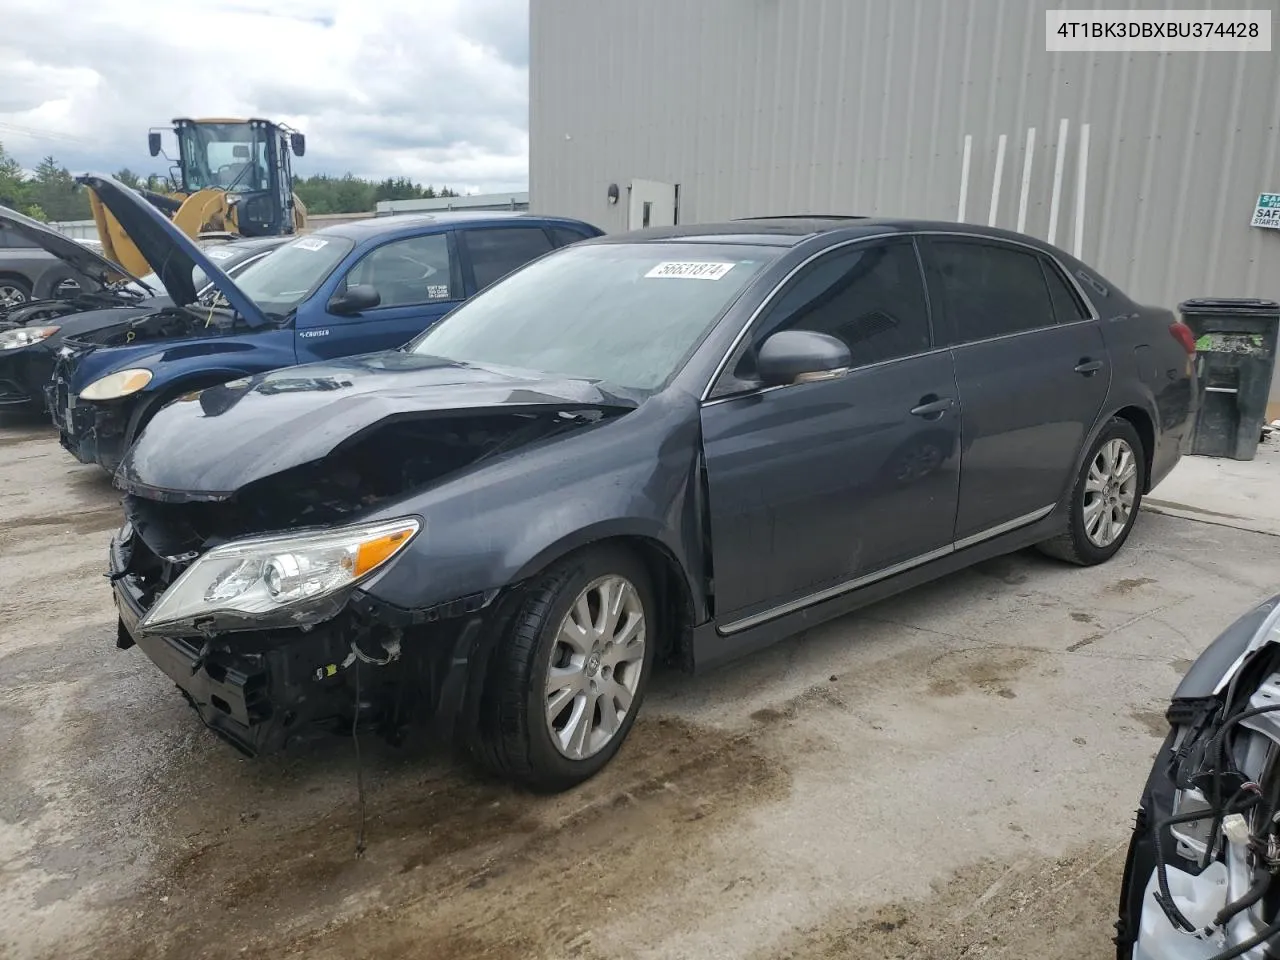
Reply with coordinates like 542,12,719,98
1251,193,1280,229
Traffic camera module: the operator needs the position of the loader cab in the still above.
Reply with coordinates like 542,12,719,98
156,118,306,239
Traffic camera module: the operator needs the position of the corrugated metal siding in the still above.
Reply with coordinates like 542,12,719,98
529,0,1280,298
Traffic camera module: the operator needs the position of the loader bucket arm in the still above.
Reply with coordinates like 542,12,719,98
85,187,153,277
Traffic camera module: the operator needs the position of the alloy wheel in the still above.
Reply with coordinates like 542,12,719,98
1083,437,1139,547
544,574,646,760
0,283,28,307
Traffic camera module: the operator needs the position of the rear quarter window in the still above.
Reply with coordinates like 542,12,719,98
548,225,592,247
1040,257,1091,323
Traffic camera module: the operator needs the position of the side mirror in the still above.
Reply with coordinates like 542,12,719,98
148,132,162,157
756,330,850,387
328,284,381,315
290,132,306,157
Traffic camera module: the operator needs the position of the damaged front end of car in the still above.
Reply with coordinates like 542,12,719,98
108,383,633,756
1119,594,1280,960
48,304,255,466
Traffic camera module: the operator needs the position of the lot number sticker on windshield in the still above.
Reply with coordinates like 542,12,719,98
293,237,329,251
205,247,234,260
644,261,735,280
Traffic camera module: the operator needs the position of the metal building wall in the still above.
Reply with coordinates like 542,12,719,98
529,0,1280,320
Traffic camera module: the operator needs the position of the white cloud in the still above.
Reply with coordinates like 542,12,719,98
0,0,529,194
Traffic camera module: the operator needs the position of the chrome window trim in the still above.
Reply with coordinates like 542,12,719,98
698,228,1100,404
716,504,1056,636
701,342,955,408
936,315,1098,352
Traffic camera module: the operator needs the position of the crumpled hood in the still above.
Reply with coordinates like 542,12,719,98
0,203,144,292
114,350,638,499
75,174,271,327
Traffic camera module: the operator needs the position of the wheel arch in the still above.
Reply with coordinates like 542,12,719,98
125,368,249,444
0,271,34,291
512,527,700,672
1110,404,1156,492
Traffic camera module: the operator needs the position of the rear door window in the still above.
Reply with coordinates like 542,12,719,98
1040,257,1091,323
928,239,1057,344
0,227,37,249
460,226,555,291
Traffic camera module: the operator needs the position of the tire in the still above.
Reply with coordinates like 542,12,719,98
1037,417,1146,566
0,276,32,308
472,545,656,792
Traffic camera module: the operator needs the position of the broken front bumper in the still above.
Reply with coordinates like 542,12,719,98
108,528,500,756
47,377,133,470
0,346,45,407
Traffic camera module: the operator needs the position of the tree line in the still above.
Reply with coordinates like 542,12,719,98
0,141,460,223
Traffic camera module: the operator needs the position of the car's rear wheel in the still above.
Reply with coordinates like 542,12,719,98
1038,417,1146,566
472,545,655,791
0,277,32,308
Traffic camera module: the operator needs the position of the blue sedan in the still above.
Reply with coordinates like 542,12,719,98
48,174,601,473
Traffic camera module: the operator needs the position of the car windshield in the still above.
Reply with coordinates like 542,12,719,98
177,121,271,194
231,235,354,315
406,242,775,391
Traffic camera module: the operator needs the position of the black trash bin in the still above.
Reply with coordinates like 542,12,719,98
1179,297,1280,461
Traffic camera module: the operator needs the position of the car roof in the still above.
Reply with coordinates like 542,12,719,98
202,235,289,252
595,217,1069,252
311,211,594,242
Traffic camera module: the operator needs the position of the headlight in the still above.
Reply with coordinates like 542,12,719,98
139,517,421,636
79,368,153,401
0,326,60,351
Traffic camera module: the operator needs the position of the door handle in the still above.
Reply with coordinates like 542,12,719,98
1074,358,1104,375
910,395,954,419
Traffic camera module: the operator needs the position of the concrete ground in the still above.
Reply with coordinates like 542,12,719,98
3,411,1279,960
1145,437,1280,537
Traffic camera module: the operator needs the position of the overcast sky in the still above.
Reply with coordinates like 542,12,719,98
0,0,529,194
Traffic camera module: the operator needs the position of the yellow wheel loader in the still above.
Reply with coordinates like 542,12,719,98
81,118,309,276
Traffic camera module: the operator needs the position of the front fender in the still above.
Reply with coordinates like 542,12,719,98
1174,593,1280,700
359,392,709,622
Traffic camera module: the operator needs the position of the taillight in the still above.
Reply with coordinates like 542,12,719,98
1170,321,1197,355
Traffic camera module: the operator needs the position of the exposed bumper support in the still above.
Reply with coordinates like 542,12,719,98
109,530,499,756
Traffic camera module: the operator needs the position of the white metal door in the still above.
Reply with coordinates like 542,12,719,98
628,179,677,230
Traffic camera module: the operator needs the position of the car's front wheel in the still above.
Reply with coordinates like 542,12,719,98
473,545,655,791
1038,417,1146,566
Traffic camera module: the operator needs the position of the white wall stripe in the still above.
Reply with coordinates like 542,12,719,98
1016,126,1036,233
987,133,1007,226
1047,118,1069,245
957,134,972,222
1073,122,1090,258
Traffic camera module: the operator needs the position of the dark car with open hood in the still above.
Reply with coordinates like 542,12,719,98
0,201,287,412
108,216,1196,790
47,175,601,473
0,204,158,409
